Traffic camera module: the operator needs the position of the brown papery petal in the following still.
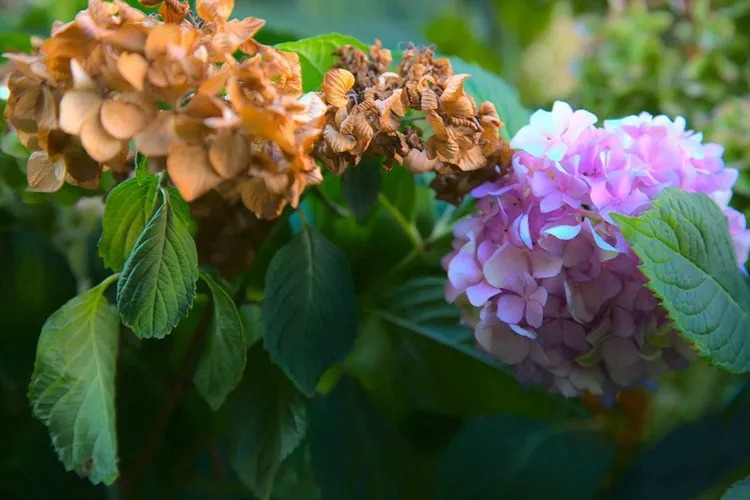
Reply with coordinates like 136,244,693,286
237,106,296,156
27,151,65,192
80,113,124,162
209,130,249,179
103,25,149,53
403,148,438,174
322,69,354,108
264,171,289,194
144,24,182,60
425,110,448,140
197,0,235,23
443,95,475,119
70,59,96,91
167,143,223,201
63,150,102,189
457,146,487,171
36,86,58,131
159,1,188,23
100,100,149,139
135,112,177,156
59,91,103,135
323,125,356,153
240,177,286,219
294,92,327,125
420,87,438,111
440,74,471,105
118,52,149,91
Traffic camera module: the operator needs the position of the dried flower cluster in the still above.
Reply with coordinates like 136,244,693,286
4,0,327,219
315,43,513,204
444,102,750,399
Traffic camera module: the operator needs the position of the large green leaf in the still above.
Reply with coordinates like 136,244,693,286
374,277,576,418
228,345,307,500
341,158,382,223
28,275,120,485
193,270,246,411
276,33,369,91
450,57,530,138
438,416,617,500
608,388,750,499
723,476,750,500
116,189,198,339
262,226,358,395
98,176,160,272
614,189,750,373
308,377,432,499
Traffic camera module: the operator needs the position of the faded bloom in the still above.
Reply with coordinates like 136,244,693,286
444,101,750,398
4,0,325,219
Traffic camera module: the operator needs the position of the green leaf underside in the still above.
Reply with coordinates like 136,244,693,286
98,176,160,272
276,33,369,91
116,194,198,339
614,189,750,373
309,377,428,499
229,345,307,500
723,476,750,500
193,270,247,411
438,416,617,500
342,158,382,222
262,226,358,396
28,276,120,485
450,57,530,139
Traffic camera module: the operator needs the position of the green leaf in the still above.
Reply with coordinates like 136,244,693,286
262,226,358,395
438,416,617,500
239,303,263,348
341,158,382,223
309,377,432,499
1,130,29,159
98,176,160,272
193,270,247,411
276,33,369,91
228,345,307,500
613,189,750,373
723,476,750,499
116,190,198,339
28,275,120,485
450,57,530,138
372,277,579,419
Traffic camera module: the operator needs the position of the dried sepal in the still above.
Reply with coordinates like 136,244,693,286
209,129,249,179
167,142,223,201
322,69,354,108
117,52,149,91
100,99,149,139
59,90,102,135
197,0,235,23
80,112,124,162
27,151,65,192
239,177,286,219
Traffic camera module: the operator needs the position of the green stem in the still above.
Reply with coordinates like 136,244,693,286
377,192,423,251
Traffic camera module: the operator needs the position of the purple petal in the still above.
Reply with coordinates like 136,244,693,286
525,301,545,328
543,224,582,240
497,294,525,324
483,244,529,288
466,281,501,307
529,250,563,278
447,253,482,290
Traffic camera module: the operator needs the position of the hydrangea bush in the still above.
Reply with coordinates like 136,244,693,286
445,101,750,398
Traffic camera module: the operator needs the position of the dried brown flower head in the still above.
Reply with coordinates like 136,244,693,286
314,43,511,203
4,0,326,219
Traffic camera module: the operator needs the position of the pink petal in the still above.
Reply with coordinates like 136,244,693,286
543,224,582,240
447,253,482,290
497,294,525,324
483,244,529,288
525,301,545,328
529,250,563,278
540,191,563,213
510,323,538,339
466,281,501,307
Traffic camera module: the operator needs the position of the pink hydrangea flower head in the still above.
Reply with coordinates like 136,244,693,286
444,101,750,398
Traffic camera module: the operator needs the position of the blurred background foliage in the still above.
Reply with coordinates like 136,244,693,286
3,0,750,498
